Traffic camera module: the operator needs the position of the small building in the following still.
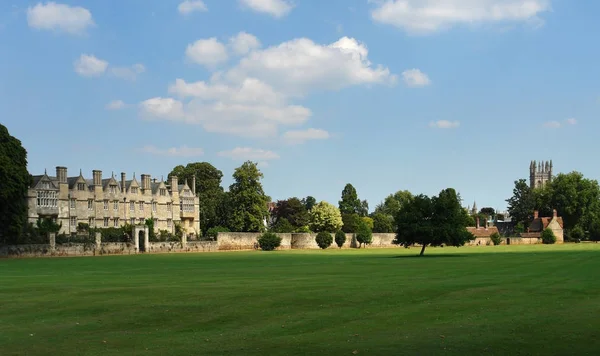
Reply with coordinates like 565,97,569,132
466,216,500,245
521,210,564,243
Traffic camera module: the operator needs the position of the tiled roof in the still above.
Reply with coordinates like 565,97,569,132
467,226,499,238
528,217,564,232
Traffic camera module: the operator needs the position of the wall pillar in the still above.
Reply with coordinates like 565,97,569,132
134,226,140,252
48,232,56,252
182,233,187,248
144,226,149,250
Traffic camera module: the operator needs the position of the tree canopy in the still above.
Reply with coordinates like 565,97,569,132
302,196,316,211
271,197,309,230
506,179,535,228
339,183,368,216
0,124,30,244
310,201,343,233
224,161,270,232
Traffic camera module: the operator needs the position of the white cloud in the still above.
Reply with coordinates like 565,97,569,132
74,54,108,77
139,97,186,119
185,38,229,68
283,128,330,144
402,69,431,87
106,100,126,110
140,145,204,157
110,63,146,81
543,121,561,129
229,32,261,55
218,147,280,161
239,0,294,18
429,120,460,129
566,118,577,125
27,2,94,35
370,0,551,34
178,0,208,15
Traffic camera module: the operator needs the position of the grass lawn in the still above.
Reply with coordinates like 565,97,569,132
2,244,600,355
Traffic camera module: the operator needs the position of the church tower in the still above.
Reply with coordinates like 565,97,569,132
529,160,553,189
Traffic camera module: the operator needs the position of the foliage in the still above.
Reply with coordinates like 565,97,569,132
225,161,270,232
35,218,62,234
339,184,368,216
544,172,600,231
206,226,230,240
334,230,346,248
156,230,181,242
257,232,282,251
56,233,95,245
309,201,343,233
361,217,374,230
372,213,394,233
144,218,157,241
315,232,333,249
374,190,413,217
0,124,30,244
589,221,600,242
94,227,131,243
569,226,585,243
341,213,361,233
479,207,496,219
490,232,502,246
271,198,309,230
301,196,317,211
271,217,295,233
355,219,373,248
168,162,225,234
506,179,535,228
394,188,475,256
295,225,312,233
515,222,525,234
541,228,557,245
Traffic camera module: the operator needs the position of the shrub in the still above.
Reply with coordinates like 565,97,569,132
361,217,374,230
356,220,373,248
295,225,312,233
315,232,333,249
206,226,230,240
541,228,557,244
271,218,295,233
257,232,282,251
490,232,502,246
335,230,346,248
569,226,585,243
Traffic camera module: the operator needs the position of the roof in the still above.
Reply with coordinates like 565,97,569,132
467,226,499,238
528,216,564,232
31,174,58,189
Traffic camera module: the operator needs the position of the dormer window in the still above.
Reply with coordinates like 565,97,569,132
160,188,166,196
109,185,117,194
131,187,138,194
77,183,86,191
41,181,51,189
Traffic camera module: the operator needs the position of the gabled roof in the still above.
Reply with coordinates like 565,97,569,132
467,226,499,238
31,174,58,189
151,181,167,195
529,216,564,232
67,173,87,189
102,176,120,190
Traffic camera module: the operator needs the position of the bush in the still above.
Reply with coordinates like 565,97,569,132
295,225,312,233
206,226,230,240
257,232,282,251
335,230,346,248
541,228,557,244
490,232,502,246
271,218,295,233
315,232,333,249
356,220,373,248
569,226,585,243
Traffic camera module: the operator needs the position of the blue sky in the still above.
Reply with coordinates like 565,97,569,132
1,0,599,213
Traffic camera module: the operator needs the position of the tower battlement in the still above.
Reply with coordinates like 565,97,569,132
530,160,553,189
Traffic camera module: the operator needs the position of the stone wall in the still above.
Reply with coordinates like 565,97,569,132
216,232,396,250
147,241,218,253
0,242,136,258
216,232,292,250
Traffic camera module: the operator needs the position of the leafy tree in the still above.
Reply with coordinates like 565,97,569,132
569,225,585,243
358,200,369,217
361,216,374,230
372,213,394,233
506,179,535,228
374,190,413,217
541,228,557,244
341,213,361,233
271,198,309,229
479,207,496,220
339,184,365,216
545,172,600,231
310,201,343,233
226,161,270,232
271,217,295,233
206,226,230,241
589,221,600,242
395,188,475,256
490,232,502,246
356,219,373,248
315,232,333,249
334,230,346,248
257,232,282,251
167,162,224,234
0,124,30,244
302,196,317,211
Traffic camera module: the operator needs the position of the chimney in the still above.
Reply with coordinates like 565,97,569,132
121,172,126,193
191,176,196,195
534,210,539,219
171,175,178,191
93,170,102,186
140,174,148,190
476,216,480,229
484,219,488,230
553,209,557,219
56,166,67,183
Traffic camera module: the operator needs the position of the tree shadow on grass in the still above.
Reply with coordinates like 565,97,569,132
389,254,468,259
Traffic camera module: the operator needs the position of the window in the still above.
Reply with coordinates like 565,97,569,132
152,202,157,212
70,216,77,227
130,201,135,211
160,188,166,196
41,181,51,189
131,187,138,194
70,199,76,209
167,203,172,212
36,190,58,208
113,201,118,211
114,218,119,227
104,200,109,210
139,201,144,211
167,219,172,228
109,185,117,194
89,218,95,227
88,199,94,210
103,218,109,227
77,183,86,191
130,218,135,226
181,198,195,213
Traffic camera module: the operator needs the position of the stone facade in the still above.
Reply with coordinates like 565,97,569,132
522,210,564,243
27,166,200,237
530,160,553,189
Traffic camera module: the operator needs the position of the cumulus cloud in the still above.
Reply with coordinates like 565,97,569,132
186,38,229,68
110,63,146,81
370,0,551,34
229,32,262,55
140,145,204,157
239,0,294,18
178,0,208,15
106,100,126,110
402,69,431,87
74,54,108,77
429,120,460,129
218,147,280,161
139,97,186,120
283,128,330,144
27,2,94,35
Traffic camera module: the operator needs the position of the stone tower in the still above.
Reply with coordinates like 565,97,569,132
529,160,553,189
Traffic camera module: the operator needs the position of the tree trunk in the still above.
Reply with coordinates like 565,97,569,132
419,244,426,256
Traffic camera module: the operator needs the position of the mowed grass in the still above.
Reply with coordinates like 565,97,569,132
2,245,600,355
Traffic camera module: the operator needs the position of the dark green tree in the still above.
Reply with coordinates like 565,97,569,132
544,172,600,231
541,228,557,244
315,231,333,249
270,217,295,233
271,197,309,229
0,124,30,244
589,221,600,242
506,179,535,228
302,196,317,211
339,184,363,216
257,232,282,251
479,207,496,220
372,212,394,233
334,230,346,248
374,190,413,217
226,161,270,232
341,213,361,233
355,219,373,248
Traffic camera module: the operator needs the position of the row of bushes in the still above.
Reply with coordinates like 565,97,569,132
256,225,375,251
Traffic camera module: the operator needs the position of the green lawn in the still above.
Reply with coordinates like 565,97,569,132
2,244,600,355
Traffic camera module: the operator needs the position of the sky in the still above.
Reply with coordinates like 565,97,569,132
1,0,599,213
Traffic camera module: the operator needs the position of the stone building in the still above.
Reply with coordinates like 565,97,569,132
521,209,564,243
27,166,200,237
530,160,553,189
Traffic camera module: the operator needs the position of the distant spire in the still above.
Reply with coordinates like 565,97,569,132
80,168,82,176
44,168,47,175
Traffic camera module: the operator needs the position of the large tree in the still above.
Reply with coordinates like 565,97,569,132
339,184,367,216
225,161,270,232
374,190,413,217
0,124,30,244
310,201,343,233
506,179,535,228
168,162,224,234
271,197,310,230
302,196,317,211
544,172,600,231
394,188,474,256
